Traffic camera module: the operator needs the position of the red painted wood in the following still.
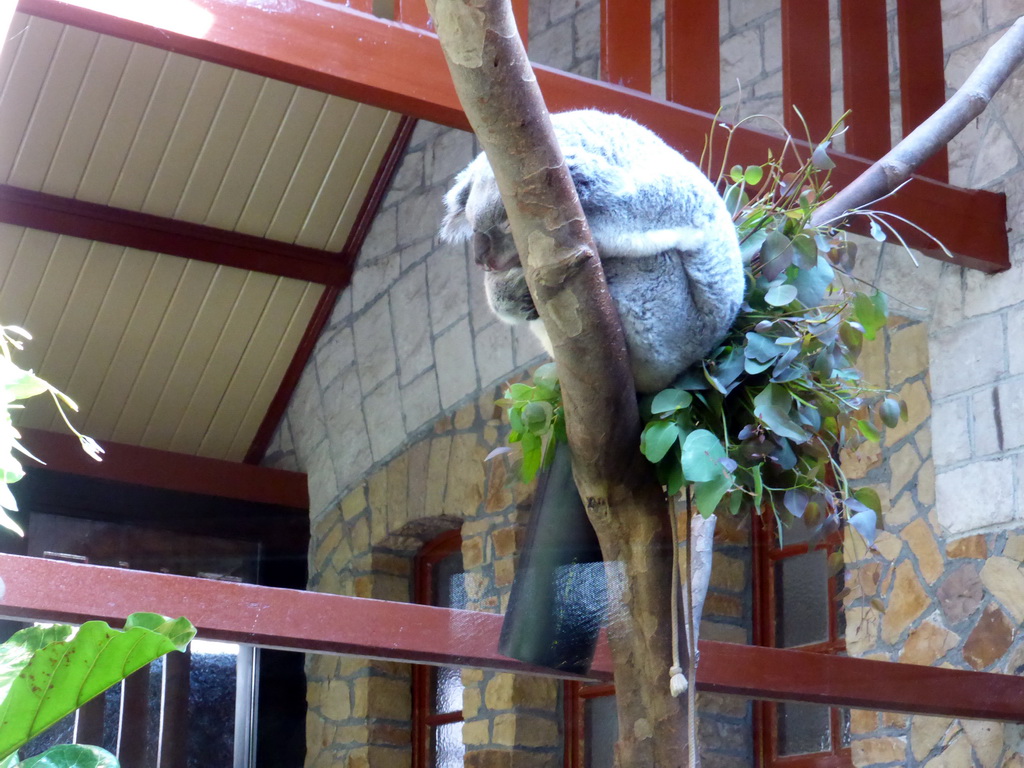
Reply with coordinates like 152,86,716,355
665,0,719,113
840,0,890,159
781,0,833,141
75,695,105,747
4,554,1024,722
244,116,417,464
159,649,190,768
896,0,949,181
19,427,308,509
17,0,1006,271
117,666,151,767
600,0,651,92
0,185,347,286
395,0,430,30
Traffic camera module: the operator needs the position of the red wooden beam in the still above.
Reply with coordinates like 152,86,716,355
896,0,949,181
840,0,891,160
18,428,308,509
16,0,1008,272
665,0,720,113
600,0,651,92
0,184,347,286
3,553,1024,722
781,0,833,141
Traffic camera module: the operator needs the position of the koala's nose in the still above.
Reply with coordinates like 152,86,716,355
473,231,495,270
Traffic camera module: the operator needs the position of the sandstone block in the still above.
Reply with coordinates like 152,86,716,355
980,557,1024,622
881,561,931,644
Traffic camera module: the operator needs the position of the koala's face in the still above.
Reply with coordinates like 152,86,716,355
441,157,522,273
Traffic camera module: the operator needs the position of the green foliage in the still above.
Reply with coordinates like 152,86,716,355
0,325,103,536
0,614,196,763
500,117,913,543
499,363,565,482
4,745,118,768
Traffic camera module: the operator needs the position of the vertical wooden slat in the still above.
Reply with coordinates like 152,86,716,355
75,694,106,747
665,0,720,113
600,0,651,92
840,0,890,159
896,0,948,180
159,649,191,768
117,666,151,768
395,0,429,29
781,0,832,140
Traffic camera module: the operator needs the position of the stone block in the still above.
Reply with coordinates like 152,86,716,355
435,319,479,409
930,396,969,469
938,563,983,625
316,327,356,391
946,534,987,559
911,715,954,762
898,620,958,666
426,434,452,515
396,189,440,249
401,369,441,435
961,719,1003,768
936,459,1016,536
930,314,1005,399
572,2,600,63
901,517,943,584
461,718,491,746
364,375,406,462
924,732,973,767
391,264,433,385
719,26,762,90
428,127,476,185
389,148,424,197
445,432,487,516
475,320,516,390
529,19,574,72
1009,305,1024,376
306,439,341,518
710,552,746,592
881,561,930,644
354,296,397,394
980,557,1024,623
889,441,923,499
851,736,906,766
321,679,352,721
351,221,399,313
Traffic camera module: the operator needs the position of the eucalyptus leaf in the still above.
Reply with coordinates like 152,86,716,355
811,140,836,170
879,398,901,428
641,420,681,464
743,165,764,185
753,385,809,444
848,507,878,547
765,284,798,307
759,231,793,280
650,388,692,414
694,471,732,517
680,430,727,483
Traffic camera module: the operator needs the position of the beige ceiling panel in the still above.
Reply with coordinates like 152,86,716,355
42,35,135,196
79,256,188,436
233,88,328,239
224,285,322,459
0,13,27,83
263,96,359,243
107,53,204,210
137,264,250,450
164,272,279,456
0,228,59,324
74,44,170,202
326,108,403,251
199,281,321,459
139,61,236,216
6,27,98,190
109,258,219,445
292,102,389,251
202,77,298,231
171,70,265,223
0,16,64,181
54,249,161,428
19,235,94,364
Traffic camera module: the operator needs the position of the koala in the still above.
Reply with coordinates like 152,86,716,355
440,109,744,393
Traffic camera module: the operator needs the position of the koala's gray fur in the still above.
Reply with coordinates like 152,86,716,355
440,109,745,393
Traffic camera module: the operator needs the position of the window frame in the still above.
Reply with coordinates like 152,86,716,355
412,528,465,768
753,512,851,768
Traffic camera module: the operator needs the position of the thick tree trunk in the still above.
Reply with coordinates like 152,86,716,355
426,0,688,764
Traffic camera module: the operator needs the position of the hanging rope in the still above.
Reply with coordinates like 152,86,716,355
667,490,700,768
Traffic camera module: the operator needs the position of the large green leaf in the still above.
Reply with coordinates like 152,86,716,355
0,614,195,761
18,745,118,768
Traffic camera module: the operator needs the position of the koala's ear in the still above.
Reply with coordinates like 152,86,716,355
440,168,475,243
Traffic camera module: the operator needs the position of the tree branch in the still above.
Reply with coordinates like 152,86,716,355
812,16,1024,229
427,0,686,764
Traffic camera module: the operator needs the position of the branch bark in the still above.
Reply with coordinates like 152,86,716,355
811,16,1024,229
426,1,686,765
